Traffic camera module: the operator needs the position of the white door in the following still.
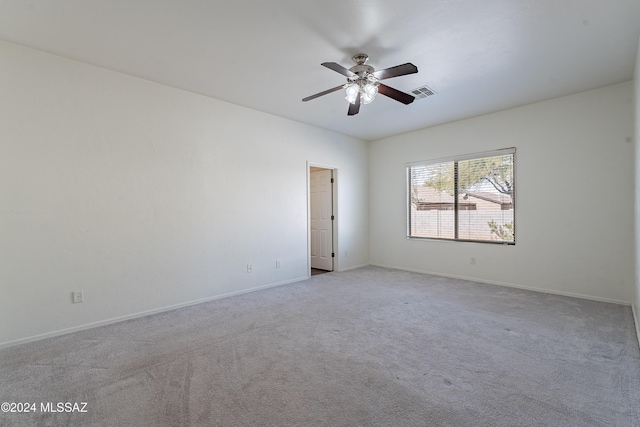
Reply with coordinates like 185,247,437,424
310,169,333,271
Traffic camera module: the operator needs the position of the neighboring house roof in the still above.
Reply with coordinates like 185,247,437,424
412,187,512,210
463,191,513,206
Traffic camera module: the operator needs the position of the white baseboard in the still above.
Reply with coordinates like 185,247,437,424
369,263,632,306
0,275,308,350
4,267,635,350
337,263,370,272
632,304,640,351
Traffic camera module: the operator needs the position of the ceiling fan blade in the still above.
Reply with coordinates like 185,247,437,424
372,63,418,80
322,62,356,77
378,83,415,105
302,85,344,102
347,92,361,116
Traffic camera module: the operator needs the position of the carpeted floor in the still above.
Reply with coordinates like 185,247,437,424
1,266,639,426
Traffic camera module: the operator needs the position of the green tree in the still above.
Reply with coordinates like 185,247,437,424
424,155,514,199
488,220,514,241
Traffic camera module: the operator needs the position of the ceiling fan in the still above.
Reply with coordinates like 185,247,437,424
302,53,418,116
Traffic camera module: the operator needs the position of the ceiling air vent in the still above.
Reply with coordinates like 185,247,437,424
410,85,437,99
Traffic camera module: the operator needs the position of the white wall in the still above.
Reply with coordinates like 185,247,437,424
370,82,635,304
634,35,640,326
0,41,369,347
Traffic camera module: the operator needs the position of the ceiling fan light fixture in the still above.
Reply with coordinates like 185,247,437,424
362,82,378,104
344,82,359,104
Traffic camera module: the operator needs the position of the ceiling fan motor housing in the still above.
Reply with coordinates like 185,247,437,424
350,53,374,76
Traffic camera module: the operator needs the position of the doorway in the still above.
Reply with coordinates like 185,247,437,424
309,165,335,275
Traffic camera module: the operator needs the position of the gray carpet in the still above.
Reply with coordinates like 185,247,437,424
1,266,639,426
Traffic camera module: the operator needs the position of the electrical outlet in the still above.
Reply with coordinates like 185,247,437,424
470,257,477,265
72,291,84,304
247,264,253,273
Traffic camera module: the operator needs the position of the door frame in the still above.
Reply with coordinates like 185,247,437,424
307,161,338,277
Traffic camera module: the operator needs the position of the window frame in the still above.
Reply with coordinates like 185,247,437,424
406,148,516,245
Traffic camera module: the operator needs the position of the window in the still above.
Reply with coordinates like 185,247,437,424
407,148,515,244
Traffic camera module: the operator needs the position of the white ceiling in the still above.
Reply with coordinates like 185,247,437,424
0,0,639,141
